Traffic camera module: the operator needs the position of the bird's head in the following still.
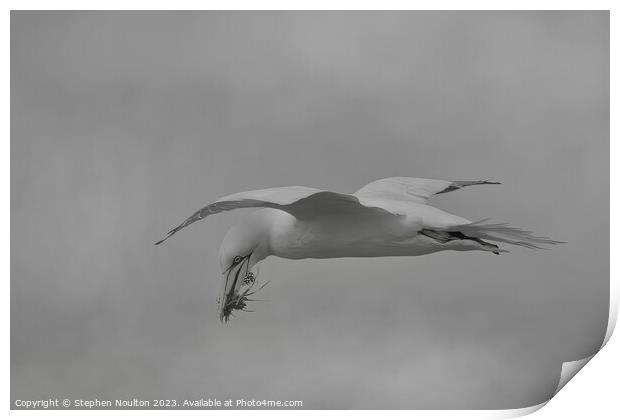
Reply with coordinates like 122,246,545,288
217,215,271,322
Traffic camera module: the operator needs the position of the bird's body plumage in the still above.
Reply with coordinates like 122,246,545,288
264,205,477,260
155,177,562,321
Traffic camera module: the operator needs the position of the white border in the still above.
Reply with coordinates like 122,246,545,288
4,1,616,419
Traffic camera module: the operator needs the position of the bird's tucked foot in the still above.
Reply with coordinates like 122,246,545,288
420,229,503,254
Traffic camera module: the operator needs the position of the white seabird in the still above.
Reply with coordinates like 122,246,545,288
155,177,562,322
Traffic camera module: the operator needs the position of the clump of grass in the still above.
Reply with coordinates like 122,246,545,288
220,273,270,323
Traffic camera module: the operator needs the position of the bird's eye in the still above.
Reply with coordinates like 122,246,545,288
233,256,243,264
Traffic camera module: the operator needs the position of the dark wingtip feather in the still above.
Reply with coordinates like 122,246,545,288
154,225,183,246
154,232,173,245
438,180,502,195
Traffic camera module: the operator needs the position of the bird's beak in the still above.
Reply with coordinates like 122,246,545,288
218,255,258,323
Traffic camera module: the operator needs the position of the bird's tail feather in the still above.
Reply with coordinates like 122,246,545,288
456,219,565,249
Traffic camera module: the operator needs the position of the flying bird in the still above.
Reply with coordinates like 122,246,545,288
155,177,562,322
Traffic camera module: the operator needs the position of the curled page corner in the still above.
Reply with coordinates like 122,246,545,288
487,351,603,418
487,277,617,419
545,294,617,400
553,354,595,395
549,269,618,397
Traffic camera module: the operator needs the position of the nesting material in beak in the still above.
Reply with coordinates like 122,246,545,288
218,258,268,323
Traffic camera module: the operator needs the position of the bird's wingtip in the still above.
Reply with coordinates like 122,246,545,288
154,236,169,246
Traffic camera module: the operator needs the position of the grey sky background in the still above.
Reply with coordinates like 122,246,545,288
11,11,609,409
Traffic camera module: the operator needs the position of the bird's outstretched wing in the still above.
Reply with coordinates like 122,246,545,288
155,186,390,245
354,177,500,204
